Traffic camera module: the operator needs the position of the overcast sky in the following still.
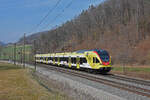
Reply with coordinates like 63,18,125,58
0,0,103,43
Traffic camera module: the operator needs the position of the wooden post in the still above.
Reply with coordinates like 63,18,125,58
20,48,22,64
34,40,36,70
23,33,26,68
14,43,16,65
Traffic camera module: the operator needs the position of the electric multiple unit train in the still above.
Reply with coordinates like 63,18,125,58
35,49,112,73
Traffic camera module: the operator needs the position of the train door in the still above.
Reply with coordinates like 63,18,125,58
92,56,100,68
62,54,65,65
76,56,80,69
89,55,95,68
69,56,71,68
53,56,55,65
93,57,96,67
46,57,48,64
58,57,60,66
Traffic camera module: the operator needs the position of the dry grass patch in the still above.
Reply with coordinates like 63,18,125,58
0,62,70,100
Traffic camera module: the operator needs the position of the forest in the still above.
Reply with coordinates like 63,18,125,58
19,0,150,65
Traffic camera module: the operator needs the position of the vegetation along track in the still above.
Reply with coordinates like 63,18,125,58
35,63,150,98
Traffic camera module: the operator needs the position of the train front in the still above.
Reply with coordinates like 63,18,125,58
93,49,112,73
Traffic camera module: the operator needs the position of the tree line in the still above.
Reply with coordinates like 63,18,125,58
20,0,150,65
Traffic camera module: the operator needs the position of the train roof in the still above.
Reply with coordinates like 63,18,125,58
75,49,106,53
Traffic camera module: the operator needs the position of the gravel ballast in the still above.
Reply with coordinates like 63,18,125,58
34,67,126,100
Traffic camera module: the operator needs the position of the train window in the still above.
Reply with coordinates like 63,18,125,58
71,58,74,63
97,50,109,62
63,57,65,61
61,57,64,61
80,58,83,64
93,57,95,63
66,57,69,63
60,57,63,61
71,58,76,64
48,57,51,61
96,58,100,63
63,57,66,61
57,57,59,61
61,57,63,61
55,57,57,62
80,58,87,64
83,58,87,63
80,58,82,64
93,57,100,63
74,58,76,64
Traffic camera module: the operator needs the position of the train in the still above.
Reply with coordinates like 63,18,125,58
35,49,112,74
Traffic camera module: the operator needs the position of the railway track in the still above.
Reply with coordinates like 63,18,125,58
28,61,150,87
3,60,150,98
37,63,150,98
107,74,150,86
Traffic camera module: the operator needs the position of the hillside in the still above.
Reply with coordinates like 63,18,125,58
18,31,49,44
19,0,150,65
0,41,5,46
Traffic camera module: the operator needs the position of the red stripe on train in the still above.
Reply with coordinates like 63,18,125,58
93,51,109,65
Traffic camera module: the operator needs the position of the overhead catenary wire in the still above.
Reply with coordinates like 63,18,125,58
43,0,102,31
29,0,62,33
30,0,101,34
42,0,74,30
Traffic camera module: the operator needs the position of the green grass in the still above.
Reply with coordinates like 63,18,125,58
112,66,150,73
0,45,33,61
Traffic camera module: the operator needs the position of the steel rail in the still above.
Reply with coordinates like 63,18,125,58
107,74,150,86
38,64,150,98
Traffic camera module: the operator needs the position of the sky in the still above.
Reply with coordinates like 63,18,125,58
0,0,103,43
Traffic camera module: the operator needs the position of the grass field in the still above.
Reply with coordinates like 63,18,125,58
112,66,150,73
111,65,150,80
0,62,71,100
0,45,33,62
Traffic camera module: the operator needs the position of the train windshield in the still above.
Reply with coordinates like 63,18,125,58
97,50,109,62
